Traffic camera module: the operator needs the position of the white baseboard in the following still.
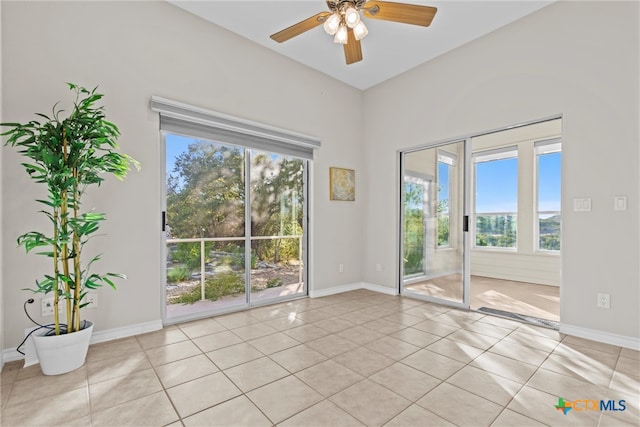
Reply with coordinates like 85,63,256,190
309,282,363,298
309,282,398,298
2,348,23,365
361,282,399,296
560,323,640,351
2,319,163,366
90,320,163,345
403,270,462,286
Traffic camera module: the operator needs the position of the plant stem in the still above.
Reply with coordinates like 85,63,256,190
72,166,82,332
61,130,72,332
52,205,60,335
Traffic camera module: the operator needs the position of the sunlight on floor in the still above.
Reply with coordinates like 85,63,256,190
405,275,560,322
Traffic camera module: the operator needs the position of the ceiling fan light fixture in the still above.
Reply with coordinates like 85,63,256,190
270,1,438,65
344,6,361,28
334,24,348,44
353,21,368,40
323,12,341,35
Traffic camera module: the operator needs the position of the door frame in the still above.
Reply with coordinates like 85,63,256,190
161,135,310,325
397,114,563,312
398,138,471,310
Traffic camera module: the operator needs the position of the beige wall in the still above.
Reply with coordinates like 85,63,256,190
0,0,4,367
362,1,639,339
1,0,363,351
2,0,639,355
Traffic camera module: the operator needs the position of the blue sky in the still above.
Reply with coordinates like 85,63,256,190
538,152,562,211
475,153,561,213
438,162,450,212
165,133,193,176
475,158,519,213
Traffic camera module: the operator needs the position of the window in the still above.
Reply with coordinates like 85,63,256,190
536,139,561,251
473,147,518,249
437,151,456,247
153,97,318,319
403,174,430,276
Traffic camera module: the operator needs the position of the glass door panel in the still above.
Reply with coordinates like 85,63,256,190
165,134,247,320
401,140,468,307
249,150,306,304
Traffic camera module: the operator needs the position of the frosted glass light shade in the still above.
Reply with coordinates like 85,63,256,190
353,21,368,40
334,24,348,44
323,12,341,35
344,6,361,28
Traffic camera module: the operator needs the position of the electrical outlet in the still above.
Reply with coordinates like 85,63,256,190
375,263,382,272
597,293,610,309
41,294,98,316
574,198,592,212
339,263,344,273
41,297,54,317
41,297,64,317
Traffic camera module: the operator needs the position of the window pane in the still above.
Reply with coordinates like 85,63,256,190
165,134,247,316
474,156,518,248
475,157,518,213
166,134,245,239
476,214,517,248
538,151,561,251
538,152,561,212
250,150,305,300
539,214,561,250
404,181,425,275
437,162,450,247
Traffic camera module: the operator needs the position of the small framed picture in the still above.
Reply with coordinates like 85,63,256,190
329,167,355,201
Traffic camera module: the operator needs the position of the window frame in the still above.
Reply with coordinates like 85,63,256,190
534,139,562,253
155,97,317,322
472,146,519,251
436,150,456,249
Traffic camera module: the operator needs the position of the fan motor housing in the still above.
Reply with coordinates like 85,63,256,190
327,0,368,13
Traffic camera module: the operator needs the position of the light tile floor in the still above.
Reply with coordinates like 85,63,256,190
1,290,638,426
406,275,560,321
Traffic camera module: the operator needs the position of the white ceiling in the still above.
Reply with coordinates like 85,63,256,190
168,0,554,90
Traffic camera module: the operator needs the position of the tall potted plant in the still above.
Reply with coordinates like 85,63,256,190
2,83,139,375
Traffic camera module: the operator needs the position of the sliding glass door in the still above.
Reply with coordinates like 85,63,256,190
249,150,306,305
164,134,307,322
400,140,470,308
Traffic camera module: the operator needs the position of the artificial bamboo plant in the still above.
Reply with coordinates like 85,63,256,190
2,83,139,335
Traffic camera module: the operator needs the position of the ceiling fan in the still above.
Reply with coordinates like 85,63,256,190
270,0,437,65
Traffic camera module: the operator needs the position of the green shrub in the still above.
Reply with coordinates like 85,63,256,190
266,277,283,288
174,271,244,304
167,266,190,283
171,242,203,270
218,244,257,269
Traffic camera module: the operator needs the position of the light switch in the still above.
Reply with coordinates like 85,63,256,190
573,198,591,212
614,196,627,211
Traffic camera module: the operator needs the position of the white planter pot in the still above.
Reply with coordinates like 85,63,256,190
32,321,94,375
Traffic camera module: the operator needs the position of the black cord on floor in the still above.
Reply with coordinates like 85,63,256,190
16,299,55,355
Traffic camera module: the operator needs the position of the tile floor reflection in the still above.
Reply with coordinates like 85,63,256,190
1,290,638,426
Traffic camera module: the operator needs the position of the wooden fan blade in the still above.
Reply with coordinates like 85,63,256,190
270,11,331,43
363,1,437,27
344,28,363,65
